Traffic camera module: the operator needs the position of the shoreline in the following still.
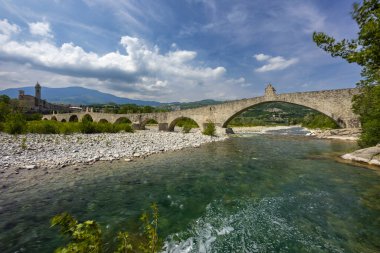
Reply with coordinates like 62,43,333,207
1,126,375,194
230,125,361,141
0,131,227,179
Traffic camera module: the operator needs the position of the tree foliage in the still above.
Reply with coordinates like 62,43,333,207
313,0,380,146
51,204,161,253
202,121,216,136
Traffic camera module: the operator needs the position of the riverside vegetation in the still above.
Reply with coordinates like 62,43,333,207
51,204,161,253
313,0,380,147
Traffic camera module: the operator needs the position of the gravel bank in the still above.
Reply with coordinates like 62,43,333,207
231,125,304,134
0,131,227,178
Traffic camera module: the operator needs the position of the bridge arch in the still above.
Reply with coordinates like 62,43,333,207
51,116,57,121
82,114,93,122
114,117,132,124
141,118,158,129
222,101,342,128
168,117,200,132
69,115,79,122
99,119,109,123
61,119,67,122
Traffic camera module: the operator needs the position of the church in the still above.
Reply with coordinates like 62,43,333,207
18,83,74,114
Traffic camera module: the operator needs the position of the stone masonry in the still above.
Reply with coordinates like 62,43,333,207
42,85,361,132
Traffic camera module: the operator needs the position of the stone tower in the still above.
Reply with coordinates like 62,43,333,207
35,82,41,100
264,83,276,99
18,90,25,100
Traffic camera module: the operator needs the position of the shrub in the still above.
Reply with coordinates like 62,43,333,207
51,203,161,253
25,113,43,121
95,122,117,133
182,123,192,133
27,121,60,134
80,121,97,134
358,119,380,147
114,123,134,133
203,121,216,136
59,122,81,135
301,113,339,129
3,113,27,134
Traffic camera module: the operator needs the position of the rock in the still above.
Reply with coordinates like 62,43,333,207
225,128,235,134
124,158,132,162
24,165,37,170
341,145,380,166
133,153,141,157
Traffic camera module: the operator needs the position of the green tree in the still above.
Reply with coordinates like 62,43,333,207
4,113,27,134
203,121,216,136
313,0,380,147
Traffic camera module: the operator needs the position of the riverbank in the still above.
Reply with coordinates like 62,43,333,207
231,125,361,141
341,144,380,167
231,125,301,134
0,131,227,178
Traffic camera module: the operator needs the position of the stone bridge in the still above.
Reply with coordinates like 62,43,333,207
42,85,361,131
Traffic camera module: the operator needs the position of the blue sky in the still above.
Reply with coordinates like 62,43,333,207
0,0,361,102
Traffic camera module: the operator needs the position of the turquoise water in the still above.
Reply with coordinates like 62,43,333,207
1,134,380,252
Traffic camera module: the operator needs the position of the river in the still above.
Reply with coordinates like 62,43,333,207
1,132,379,252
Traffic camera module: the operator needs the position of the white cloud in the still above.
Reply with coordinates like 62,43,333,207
254,53,298,73
28,21,53,38
285,3,326,33
0,19,20,42
254,53,271,61
0,19,246,101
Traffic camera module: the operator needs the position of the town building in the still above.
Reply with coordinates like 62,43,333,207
17,82,77,114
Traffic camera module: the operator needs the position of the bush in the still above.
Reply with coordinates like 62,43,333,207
353,85,380,147
27,121,60,134
80,121,97,134
114,123,134,133
3,113,27,134
203,121,216,136
51,203,161,253
0,117,135,135
59,122,81,135
358,119,380,147
182,123,192,133
25,113,43,121
301,113,339,129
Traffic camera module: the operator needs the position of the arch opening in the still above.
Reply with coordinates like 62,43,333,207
223,101,340,129
168,117,200,132
82,114,93,122
99,119,109,124
51,116,57,121
61,119,67,122
69,115,78,122
141,118,158,130
114,117,132,124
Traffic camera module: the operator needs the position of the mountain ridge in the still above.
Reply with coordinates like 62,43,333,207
0,86,161,106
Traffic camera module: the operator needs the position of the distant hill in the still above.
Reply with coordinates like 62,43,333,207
160,99,224,110
0,86,161,106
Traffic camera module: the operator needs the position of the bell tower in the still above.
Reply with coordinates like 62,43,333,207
35,82,41,100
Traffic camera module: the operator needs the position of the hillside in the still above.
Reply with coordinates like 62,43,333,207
0,86,161,106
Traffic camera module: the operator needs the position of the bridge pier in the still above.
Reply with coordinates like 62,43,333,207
131,123,142,130
158,123,168,131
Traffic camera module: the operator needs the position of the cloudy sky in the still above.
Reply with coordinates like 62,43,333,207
0,0,361,102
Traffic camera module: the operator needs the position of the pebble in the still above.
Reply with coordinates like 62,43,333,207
0,131,227,176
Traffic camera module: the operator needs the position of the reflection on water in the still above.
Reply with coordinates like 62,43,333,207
0,134,379,253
